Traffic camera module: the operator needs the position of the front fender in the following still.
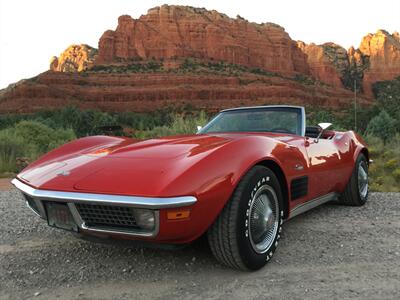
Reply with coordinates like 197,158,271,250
158,136,289,242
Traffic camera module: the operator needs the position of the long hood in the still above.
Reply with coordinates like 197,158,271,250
18,134,234,197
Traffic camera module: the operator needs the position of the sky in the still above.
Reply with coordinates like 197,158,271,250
0,0,399,89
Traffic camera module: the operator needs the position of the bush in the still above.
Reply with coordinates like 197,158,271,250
365,110,397,143
14,121,76,153
135,111,208,139
365,134,400,192
0,121,76,174
392,168,400,182
373,77,400,119
384,159,398,170
0,129,25,173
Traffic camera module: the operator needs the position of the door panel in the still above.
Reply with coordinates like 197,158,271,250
305,137,342,199
306,134,349,199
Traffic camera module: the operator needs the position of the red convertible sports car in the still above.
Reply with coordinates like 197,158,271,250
12,105,369,270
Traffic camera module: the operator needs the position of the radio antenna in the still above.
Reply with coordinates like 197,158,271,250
354,79,357,131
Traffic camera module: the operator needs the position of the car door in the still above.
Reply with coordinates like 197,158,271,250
304,136,345,199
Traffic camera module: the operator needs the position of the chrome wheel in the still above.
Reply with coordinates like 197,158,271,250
358,161,368,199
248,185,279,254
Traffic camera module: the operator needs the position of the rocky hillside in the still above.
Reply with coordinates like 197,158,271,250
96,7,310,75
360,30,400,95
1,5,399,113
299,30,400,96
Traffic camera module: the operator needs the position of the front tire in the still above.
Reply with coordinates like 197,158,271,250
207,165,284,270
338,153,369,206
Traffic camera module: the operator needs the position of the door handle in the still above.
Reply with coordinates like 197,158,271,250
294,164,304,171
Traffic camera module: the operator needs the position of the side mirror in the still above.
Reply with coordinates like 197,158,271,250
315,122,332,143
196,125,202,133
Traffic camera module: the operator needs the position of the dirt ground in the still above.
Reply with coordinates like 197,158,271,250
1,190,400,300
0,178,12,191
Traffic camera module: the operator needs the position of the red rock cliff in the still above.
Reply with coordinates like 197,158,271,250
96,5,309,75
297,42,344,88
3,5,400,115
359,30,400,96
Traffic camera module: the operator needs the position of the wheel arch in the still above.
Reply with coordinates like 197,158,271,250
360,147,369,164
256,160,289,219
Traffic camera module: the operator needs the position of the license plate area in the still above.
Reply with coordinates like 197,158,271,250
45,202,78,232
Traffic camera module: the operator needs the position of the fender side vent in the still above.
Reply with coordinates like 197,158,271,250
291,176,308,200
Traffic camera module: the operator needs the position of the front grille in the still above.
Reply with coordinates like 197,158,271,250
75,203,138,229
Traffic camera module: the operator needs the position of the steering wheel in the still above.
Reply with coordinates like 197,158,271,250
270,127,293,134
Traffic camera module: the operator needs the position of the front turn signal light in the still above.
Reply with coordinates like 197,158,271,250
167,210,191,220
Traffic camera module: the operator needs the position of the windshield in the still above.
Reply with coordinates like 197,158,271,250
199,107,303,135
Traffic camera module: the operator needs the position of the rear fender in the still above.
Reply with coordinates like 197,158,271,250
349,131,369,163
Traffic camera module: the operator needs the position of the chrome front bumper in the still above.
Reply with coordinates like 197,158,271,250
11,179,197,238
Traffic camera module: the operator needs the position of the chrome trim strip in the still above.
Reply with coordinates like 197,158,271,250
11,178,197,209
25,201,42,218
221,105,305,113
300,106,306,137
289,192,338,219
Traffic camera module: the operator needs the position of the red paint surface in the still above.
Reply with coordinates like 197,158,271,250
17,131,368,243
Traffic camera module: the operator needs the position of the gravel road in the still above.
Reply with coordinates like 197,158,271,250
1,190,400,300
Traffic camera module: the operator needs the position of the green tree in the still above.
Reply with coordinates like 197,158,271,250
372,76,400,132
365,110,397,143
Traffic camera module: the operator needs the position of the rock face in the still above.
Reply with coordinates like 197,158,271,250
50,44,98,72
95,6,400,95
0,70,372,114
96,5,309,75
298,30,400,95
359,30,400,96
297,42,343,88
2,5,400,115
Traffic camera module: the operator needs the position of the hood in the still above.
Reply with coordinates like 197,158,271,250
18,134,234,197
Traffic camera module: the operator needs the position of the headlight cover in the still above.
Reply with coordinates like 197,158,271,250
132,209,155,231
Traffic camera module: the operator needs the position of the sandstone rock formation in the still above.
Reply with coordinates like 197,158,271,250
298,29,400,95
297,42,343,88
2,5,400,115
359,30,400,96
50,44,98,72
96,5,309,75
0,69,371,114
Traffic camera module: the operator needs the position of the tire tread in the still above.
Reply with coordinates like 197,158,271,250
208,166,269,270
338,153,368,206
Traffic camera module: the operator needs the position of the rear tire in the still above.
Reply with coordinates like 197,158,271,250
207,165,284,271
338,153,369,206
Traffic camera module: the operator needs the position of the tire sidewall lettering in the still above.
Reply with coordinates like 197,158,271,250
240,172,283,267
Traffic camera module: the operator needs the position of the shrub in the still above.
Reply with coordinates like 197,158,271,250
135,111,208,139
0,129,25,173
0,121,76,174
392,168,400,182
14,121,75,153
364,135,383,157
364,134,400,192
365,110,397,143
384,158,398,170
373,77,400,116
293,74,316,85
